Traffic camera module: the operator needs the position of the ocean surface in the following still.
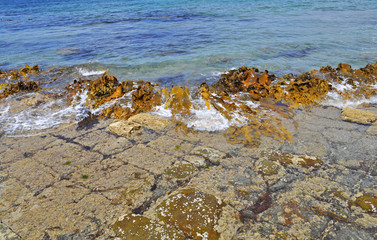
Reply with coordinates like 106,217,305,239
1,0,377,85
1,0,377,136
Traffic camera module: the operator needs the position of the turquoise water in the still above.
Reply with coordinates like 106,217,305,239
1,0,377,85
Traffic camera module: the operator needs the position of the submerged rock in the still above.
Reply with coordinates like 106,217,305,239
156,188,225,240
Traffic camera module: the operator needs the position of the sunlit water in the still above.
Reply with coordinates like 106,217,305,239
1,0,377,85
1,0,377,136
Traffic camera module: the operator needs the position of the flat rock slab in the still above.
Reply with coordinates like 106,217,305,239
341,107,377,124
109,114,171,137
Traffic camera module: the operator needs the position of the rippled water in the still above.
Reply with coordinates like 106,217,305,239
1,0,377,85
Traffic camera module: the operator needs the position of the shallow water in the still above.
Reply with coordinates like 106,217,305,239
1,0,377,85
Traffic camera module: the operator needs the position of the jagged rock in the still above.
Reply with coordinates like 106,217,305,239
109,114,171,137
341,107,377,124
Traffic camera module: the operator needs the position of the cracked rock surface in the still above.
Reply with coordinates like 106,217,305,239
1,106,377,239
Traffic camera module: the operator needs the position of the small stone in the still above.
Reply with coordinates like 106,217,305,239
109,120,142,137
341,107,377,125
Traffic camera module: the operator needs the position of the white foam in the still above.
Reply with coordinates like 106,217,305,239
0,90,90,136
77,67,106,76
186,106,230,131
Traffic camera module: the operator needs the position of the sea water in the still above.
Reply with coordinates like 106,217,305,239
1,0,377,85
1,0,377,135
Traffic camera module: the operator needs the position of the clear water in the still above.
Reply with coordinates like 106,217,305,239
1,0,377,86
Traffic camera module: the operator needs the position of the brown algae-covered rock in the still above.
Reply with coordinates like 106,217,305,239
341,107,377,124
165,162,196,179
111,214,185,239
0,80,40,99
87,73,120,107
354,194,377,213
156,188,225,240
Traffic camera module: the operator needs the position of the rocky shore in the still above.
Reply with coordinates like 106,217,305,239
1,106,377,239
1,63,377,239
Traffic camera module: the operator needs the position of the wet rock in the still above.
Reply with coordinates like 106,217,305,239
162,86,191,117
341,107,377,124
156,188,225,240
20,93,54,106
87,73,120,107
111,214,185,239
212,66,275,100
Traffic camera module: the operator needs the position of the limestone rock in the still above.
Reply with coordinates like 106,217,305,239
109,114,171,137
341,107,377,124
128,114,171,130
109,120,142,137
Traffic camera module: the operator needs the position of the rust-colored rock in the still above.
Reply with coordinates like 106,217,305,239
87,73,120,107
212,66,275,100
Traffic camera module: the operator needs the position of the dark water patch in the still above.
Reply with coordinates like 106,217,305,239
61,49,96,61
278,47,316,59
237,18,257,22
156,74,186,87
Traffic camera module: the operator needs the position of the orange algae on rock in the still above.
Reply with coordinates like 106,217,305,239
131,81,161,115
0,80,40,99
273,72,332,109
87,73,121,108
111,214,185,240
212,66,275,100
162,86,192,117
0,64,40,80
156,188,225,240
